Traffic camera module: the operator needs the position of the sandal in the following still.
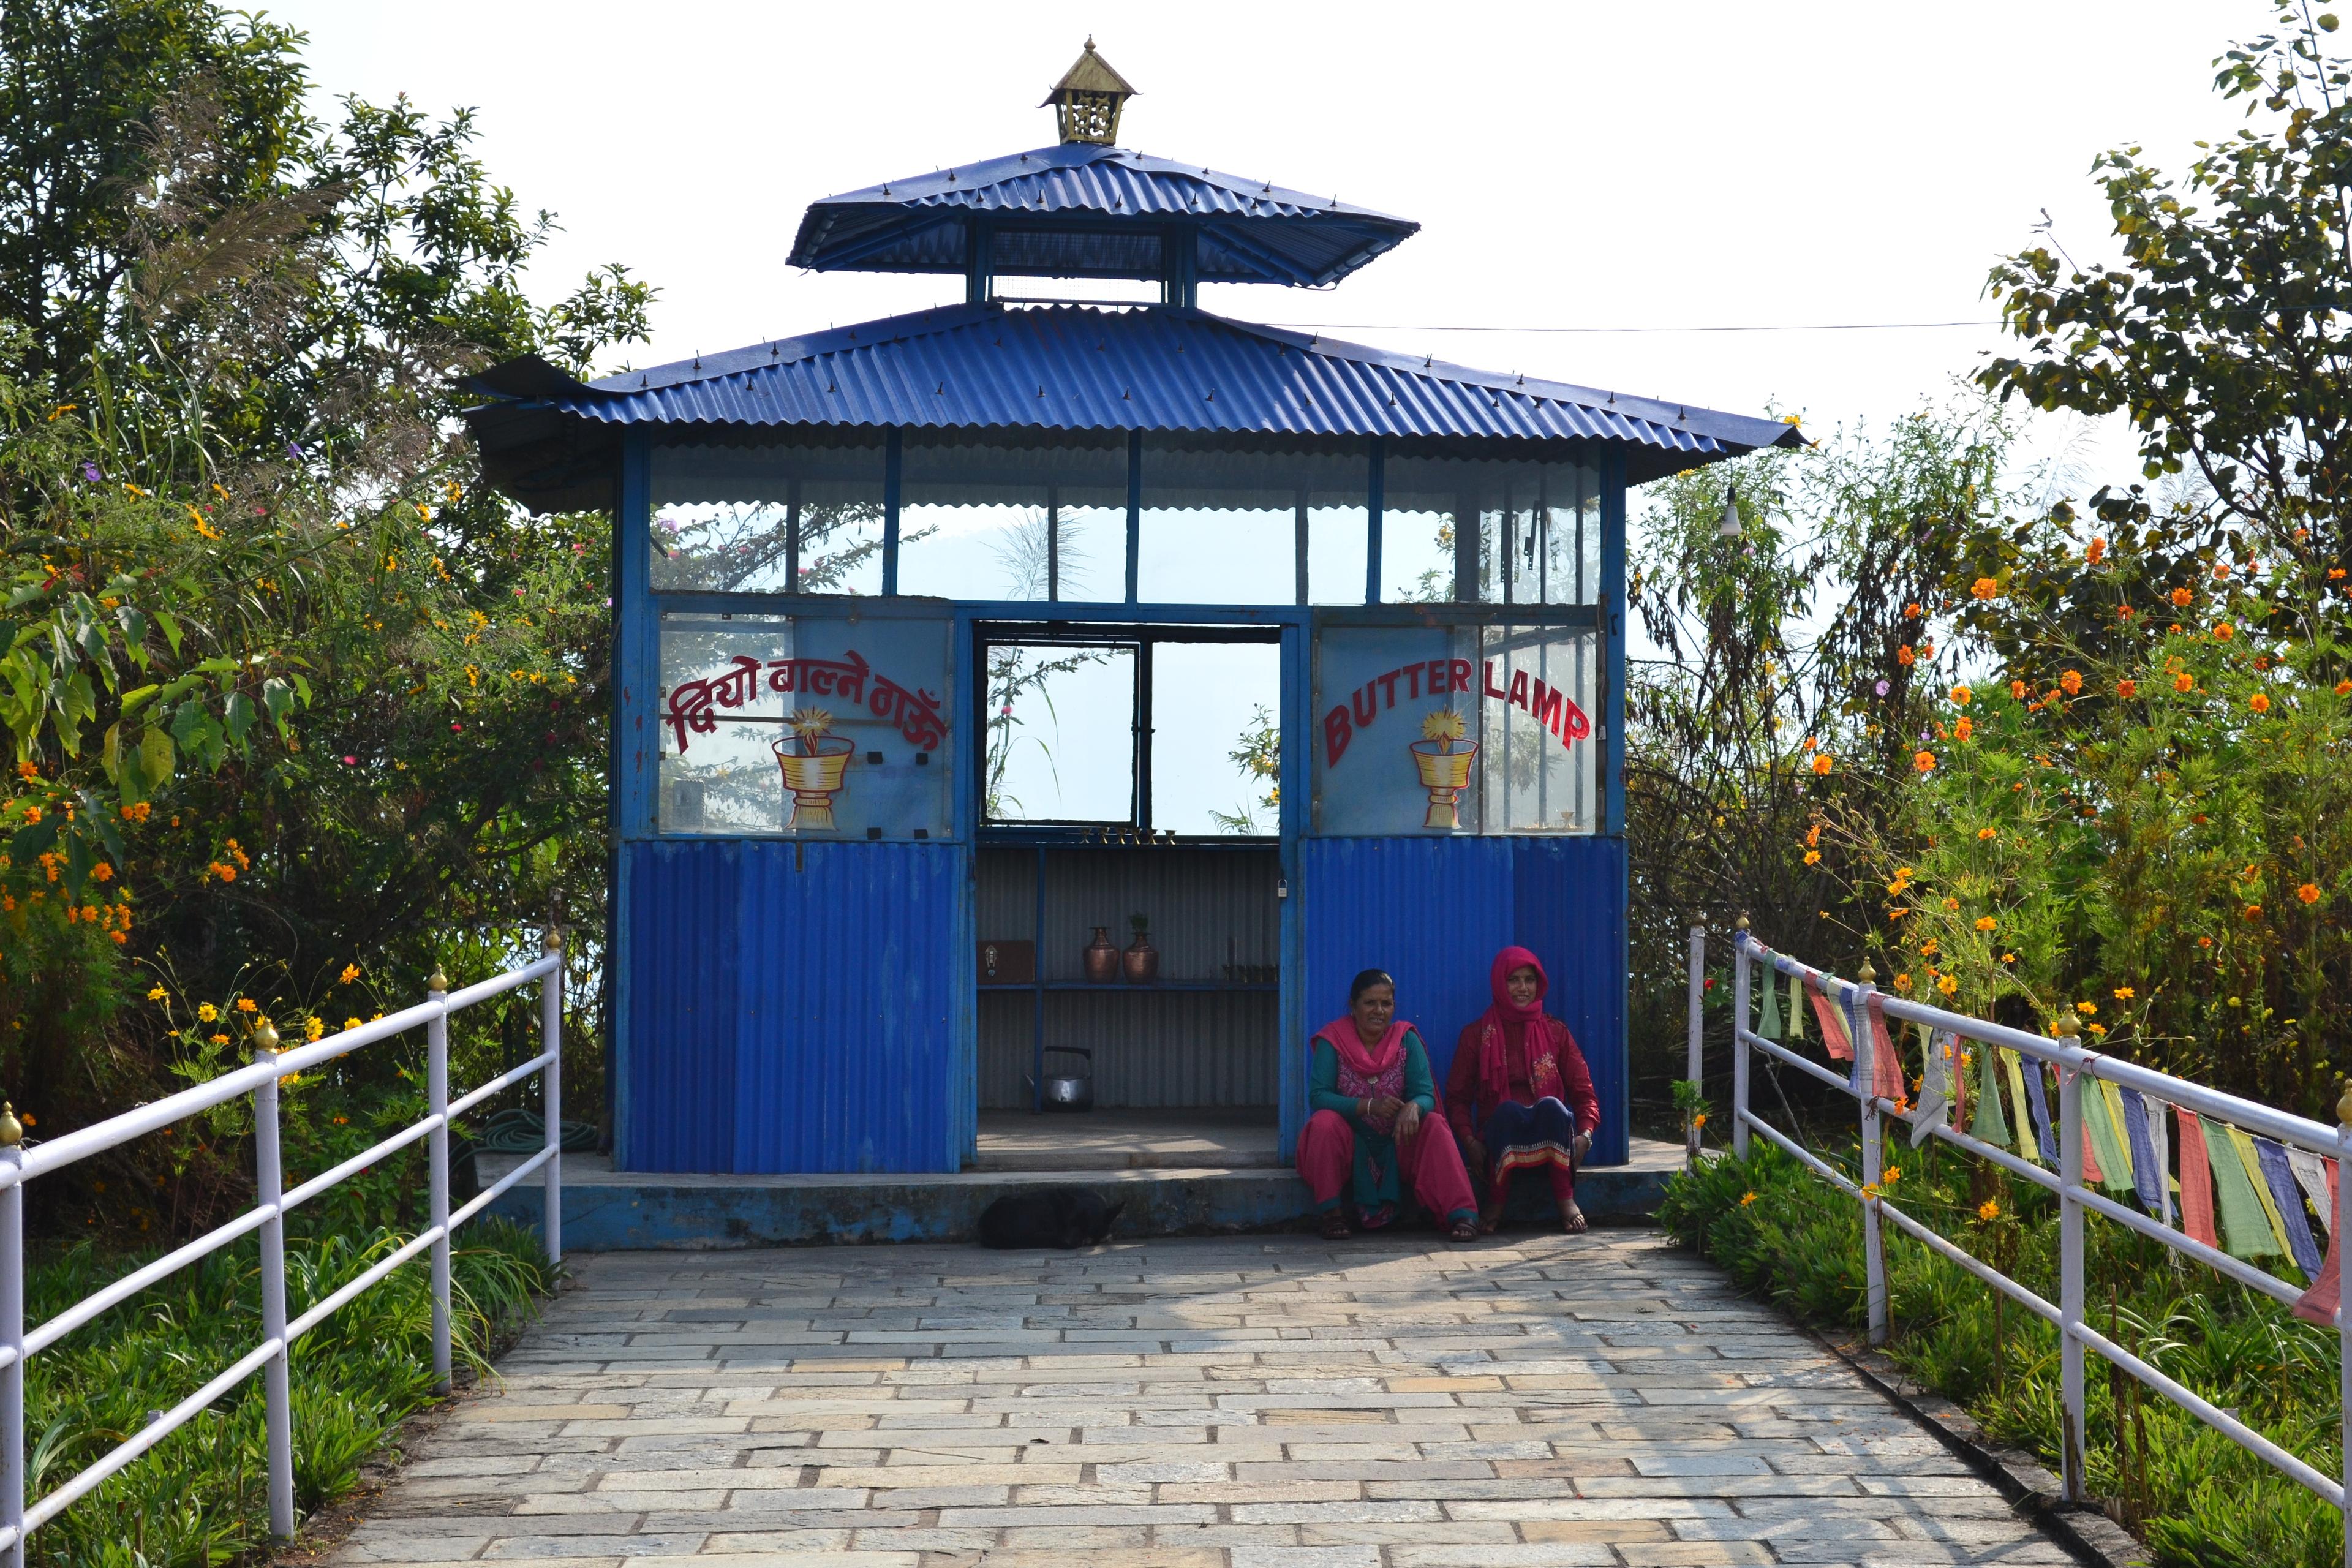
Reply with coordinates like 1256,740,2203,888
1447,1215,1482,1243
1319,1210,1353,1240
1559,1200,1588,1235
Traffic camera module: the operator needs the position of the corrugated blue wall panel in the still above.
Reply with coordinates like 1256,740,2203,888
623,840,741,1172
620,838,969,1175
1297,835,1628,1165
734,840,967,1174
1512,836,1629,1166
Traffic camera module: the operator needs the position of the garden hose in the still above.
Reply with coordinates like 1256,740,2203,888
473,1106,600,1154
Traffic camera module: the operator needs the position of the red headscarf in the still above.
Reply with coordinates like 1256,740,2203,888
1477,946,1552,1101
1314,1016,1409,1079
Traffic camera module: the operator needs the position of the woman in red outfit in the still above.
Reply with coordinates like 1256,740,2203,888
1446,946,1600,1234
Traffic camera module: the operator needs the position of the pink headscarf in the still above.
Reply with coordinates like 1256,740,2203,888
1314,1016,1409,1079
1477,946,1550,1101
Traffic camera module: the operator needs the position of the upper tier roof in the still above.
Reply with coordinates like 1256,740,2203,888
464,303,1806,513
786,143,1419,288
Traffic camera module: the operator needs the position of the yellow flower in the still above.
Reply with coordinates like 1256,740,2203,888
1804,850,1822,865
235,998,258,1013
2113,986,2135,1001
305,1017,325,1042
2075,1001,2097,1016
208,1033,229,1046
1692,1112,1707,1128
344,1016,363,1031
1937,974,1959,995
1738,1191,1758,1207
197,1002,219,1023
147,986,167,1001
2001,952,2016,964
1974,916,1996,932
2087,1022,2108,1036
1893,973,1912,991
1882,1166,1902,1184
1977,1199,2001,1222
339,963,361,985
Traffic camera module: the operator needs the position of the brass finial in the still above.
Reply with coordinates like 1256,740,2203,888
544,927,564,954
427,965,449,994
0,1103,23,1147
2337,1080,2352,1128
1856,959,1877,984
251,1017,279,1054
1735,913,1751,933
1042,37,1138,145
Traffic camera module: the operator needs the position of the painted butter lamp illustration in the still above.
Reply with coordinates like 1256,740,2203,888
1409,709,1478,829
774,707,855,831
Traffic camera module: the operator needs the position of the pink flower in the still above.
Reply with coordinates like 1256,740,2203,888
342,755,357,765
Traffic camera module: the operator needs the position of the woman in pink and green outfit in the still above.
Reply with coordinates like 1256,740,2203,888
1295,968,1480,1242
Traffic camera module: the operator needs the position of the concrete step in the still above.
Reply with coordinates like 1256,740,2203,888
481,1140,1684,1250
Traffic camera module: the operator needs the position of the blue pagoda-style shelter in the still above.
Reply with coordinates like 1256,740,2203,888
466,42,1801,1182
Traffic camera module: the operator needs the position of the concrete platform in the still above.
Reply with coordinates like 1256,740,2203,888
483,1132,1685,1251
973,1107,1282,1170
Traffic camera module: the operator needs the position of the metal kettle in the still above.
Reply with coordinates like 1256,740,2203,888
1029,1046,1094,1112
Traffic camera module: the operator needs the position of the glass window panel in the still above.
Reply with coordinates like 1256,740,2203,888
985,643,1136,823
897,432,1128,602
1306,501,1368,605
1381,455,1600,605
1149,642,1281,835
649,437,886,595
1477,623,1599,834
657,612,793,835
1137,437,1368,605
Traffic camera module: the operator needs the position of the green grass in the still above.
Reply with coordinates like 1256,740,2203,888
20,1215,551,1567
1662,1142,2345,1568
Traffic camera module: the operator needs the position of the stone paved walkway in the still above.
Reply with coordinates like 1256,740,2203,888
325,1231,2076,1567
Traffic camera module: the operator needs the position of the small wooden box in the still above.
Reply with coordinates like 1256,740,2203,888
978,938,1035,985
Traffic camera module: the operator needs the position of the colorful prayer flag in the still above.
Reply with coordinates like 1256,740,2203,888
2253,1137,2324,1278
2079,1079,2132,1192
1865,995,1907,1108
2119,1088,2162,1215
1786,968,1804,1041
2228,1125,2296,1264
1757,960,1782,1041
1804,976,1852,1061
2000,1050,2035,1163
2287,1147,2332,1239
1970,1040,2010,1149
2020,1056,2060,1167
2203,1117,2284,1260
2145,1092,2174,1230
2174,1107,2218,1248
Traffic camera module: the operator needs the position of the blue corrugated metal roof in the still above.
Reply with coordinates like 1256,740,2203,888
467,304,1804,508
789,143,1417,287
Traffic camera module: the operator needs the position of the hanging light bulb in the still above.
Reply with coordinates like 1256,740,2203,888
1717,483,1743,540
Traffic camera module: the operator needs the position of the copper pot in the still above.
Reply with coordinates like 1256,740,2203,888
1122,932,1158,984
1082,927,1120,985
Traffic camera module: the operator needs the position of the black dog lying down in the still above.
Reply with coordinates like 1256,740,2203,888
977,1186,1123,1250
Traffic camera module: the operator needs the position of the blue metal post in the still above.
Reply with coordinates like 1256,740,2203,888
612,432,654,1170
1600,448,1627,837
1277,617,1310,1161
883,428,903,596
1126,430,1143,603
1365,438,1384,605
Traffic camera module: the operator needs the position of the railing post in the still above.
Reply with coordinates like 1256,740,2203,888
1684,918,1705,1166
0,1105,24,1568
2335,1083,2351,1568
252,1023,295,1539
2058,1040,2087,1502
1849,965,1887,1347
541,929,564,1268
426,967,451,1396
1731,918,1751,1160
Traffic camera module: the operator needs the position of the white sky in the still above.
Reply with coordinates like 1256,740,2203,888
266,0,2253,824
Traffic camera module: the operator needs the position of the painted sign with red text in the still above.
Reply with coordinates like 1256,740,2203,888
1312,621,1597,837
655,612,954,841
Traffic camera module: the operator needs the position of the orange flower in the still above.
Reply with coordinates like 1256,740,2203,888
2213,561,2231,581
1950,684,1973,706
2087,537,2107,564
1811,753,1833,777
2059,669,2083,695
1904,602,1923,619
2010,679,2027,699
2298,883,2323,905
2118,605,2134,619
2336,680,2351,696
2250,692,2271,714
2198,935,2213,948
2171,586,2194,607
2214,622,2235,642
1971,577,1999,600
1974,916,1996,931
2117,679,2136,699
1954,715,1974,742
1898,645,1917,666
1977,826,1997,840
2174,673,2195,693
1914,750,1937,774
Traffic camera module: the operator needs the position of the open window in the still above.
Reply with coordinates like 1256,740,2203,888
979,625,1281,838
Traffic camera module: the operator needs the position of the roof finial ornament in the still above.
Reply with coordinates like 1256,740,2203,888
1043,38,1137,146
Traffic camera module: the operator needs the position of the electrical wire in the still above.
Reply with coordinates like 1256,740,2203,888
1267,320,2000,335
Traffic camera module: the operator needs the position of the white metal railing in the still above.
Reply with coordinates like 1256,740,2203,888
0,933,565,1561
1686,921,2351,1561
